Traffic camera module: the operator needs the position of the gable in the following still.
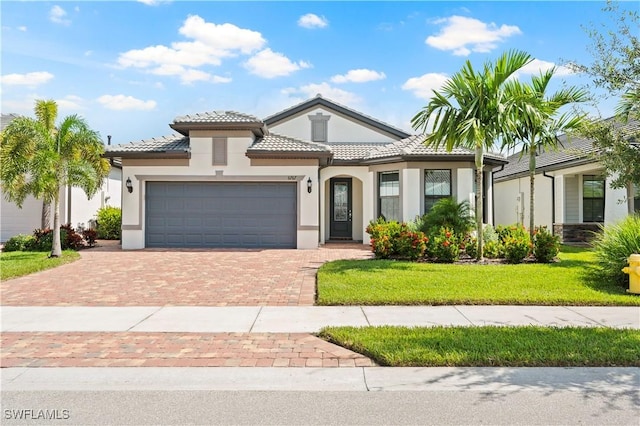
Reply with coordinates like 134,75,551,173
264,96,410,143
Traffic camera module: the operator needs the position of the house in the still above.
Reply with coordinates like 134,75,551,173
104,95,507,249
0,113,122,242
493,118,639,242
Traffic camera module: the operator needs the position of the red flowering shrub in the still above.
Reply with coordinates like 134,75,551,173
430,227,460,263
366,218,428,260
532,226,560,263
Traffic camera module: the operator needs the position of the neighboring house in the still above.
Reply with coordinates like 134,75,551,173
493,118,639,242
104,95,507,249
0,113,122,242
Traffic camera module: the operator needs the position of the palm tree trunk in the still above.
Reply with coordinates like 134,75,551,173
529,147,536,239
475,145,484,261
41,201,51,229
50,191,62,258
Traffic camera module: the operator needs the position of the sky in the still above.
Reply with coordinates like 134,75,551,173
1,1,634,148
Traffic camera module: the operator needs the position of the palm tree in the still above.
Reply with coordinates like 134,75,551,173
411,49,533,260
0,100,110,257
504,68,588,238
34,100,58,228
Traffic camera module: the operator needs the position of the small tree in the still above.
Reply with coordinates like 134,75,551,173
0,100,110,257
412,49,533,260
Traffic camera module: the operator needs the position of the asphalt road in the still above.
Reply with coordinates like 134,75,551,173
2,389,638,425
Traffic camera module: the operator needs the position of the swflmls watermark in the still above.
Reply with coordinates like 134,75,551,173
4,409,70,421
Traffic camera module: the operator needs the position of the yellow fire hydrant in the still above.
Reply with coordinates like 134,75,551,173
622,254,640,295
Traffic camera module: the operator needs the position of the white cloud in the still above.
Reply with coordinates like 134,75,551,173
516,58,575,77
426,15,521,56
56,95,84,110
298,13,329,29
18,26,27,32
402,73,449,100
331,69,386,84
49,5,71,26
117,15,265,80
244,48,311,78
1,71,54,87
97,95,157,111
282,82,359,105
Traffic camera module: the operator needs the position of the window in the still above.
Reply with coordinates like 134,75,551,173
583,175,605,222
424,169,451,213
378,171,400,221
212,137,227,165
308,113,330,142
634,183,640,213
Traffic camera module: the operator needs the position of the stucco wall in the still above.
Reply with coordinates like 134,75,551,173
120,131,320,250
269,107,398,143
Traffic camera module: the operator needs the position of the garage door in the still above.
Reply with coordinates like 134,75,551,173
145,182,296,248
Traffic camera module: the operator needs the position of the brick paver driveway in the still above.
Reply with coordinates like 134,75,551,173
1,242,372,306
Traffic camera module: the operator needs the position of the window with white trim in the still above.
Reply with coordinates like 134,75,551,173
378,171,400,221
424,169,451,213
583,175,605,222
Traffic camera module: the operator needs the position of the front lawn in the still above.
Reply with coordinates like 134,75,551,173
319,326,640,367
317,246,640,306
0,251,80,280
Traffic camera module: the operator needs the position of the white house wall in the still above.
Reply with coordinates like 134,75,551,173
269,107,398,143
494,174,554,230
67,168,122,229
120,131,320,250
0,193,44,241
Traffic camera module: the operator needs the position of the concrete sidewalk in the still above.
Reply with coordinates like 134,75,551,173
2,305,639,332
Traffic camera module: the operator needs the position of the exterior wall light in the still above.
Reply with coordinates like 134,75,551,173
307,177,313,193
126,177,133,194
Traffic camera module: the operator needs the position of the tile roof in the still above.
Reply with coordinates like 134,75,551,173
104,134,189,154
173,110,262,125
494,117,639,180
249,133,331,153
328,143,387,161
1,113,20,131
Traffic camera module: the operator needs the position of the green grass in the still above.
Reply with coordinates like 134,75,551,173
319,326,640,367
0,251,80,280
317,246,640,306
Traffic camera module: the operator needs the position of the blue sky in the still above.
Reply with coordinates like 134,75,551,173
1,1,633,147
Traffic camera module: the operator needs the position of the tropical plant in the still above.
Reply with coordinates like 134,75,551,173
96,206,122,240
2,234,36,252
591,214,640,287
418,197,474,239
503,226,532,264
0,100,110,257
504,68,588,239
532,226,561,263
430,227,460,263
412,49,533,260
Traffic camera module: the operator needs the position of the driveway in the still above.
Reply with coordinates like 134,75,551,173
0,242,372,306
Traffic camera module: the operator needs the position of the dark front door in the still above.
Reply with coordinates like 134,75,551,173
330,178,352,239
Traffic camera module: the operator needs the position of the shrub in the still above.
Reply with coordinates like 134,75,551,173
503,225,532,264
430,227,460,263
395,229,429,260
592,214,640,287
367,218,427,260
483,224,500,244
82,229,98,248
533,226,560,263
3,234,36,252
418,198,474,239
483,240,504,259
31,225,84,251
96,206,122,240
464,236,478,259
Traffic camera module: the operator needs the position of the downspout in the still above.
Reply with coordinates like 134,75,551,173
543,171,555,226
491,165,504,226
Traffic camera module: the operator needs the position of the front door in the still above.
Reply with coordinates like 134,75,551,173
330,178,352,239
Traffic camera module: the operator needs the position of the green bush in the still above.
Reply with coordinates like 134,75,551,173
418,198,474,239
483,240,504,259
503,225,532,264
96,206,122,240
533,226,560,263
3,234,36,252
430,227,460,263
592,214,640,287
483,224,500,243
464,237,478,259
366,218,427,260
